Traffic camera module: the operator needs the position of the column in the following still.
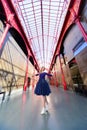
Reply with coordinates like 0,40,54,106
54,65,58,87
59,54,67,90
32,63,36,88
23,55,30,91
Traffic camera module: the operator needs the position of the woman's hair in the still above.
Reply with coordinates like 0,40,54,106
40,66,45,72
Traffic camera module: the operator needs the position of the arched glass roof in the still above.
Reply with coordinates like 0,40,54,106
12,0,71,70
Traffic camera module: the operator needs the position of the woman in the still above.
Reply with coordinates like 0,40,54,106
34,66,52,115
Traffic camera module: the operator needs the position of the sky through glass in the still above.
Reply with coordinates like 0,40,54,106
12,0,71,70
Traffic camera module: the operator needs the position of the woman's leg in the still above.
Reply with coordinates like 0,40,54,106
45,96,48,104
41,96,47,114
43,96,49,111
45,96,49,111
43,96,46,108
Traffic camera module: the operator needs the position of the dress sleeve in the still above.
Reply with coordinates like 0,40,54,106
45,73,52,76
35,73,39,76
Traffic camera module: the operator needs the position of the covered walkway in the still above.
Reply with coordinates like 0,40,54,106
0,87,87,130
0,0,87,129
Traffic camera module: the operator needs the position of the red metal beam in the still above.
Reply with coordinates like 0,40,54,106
40,0,44,63
70,8,87,42
0,0,39,70
31,0,43,63
46,0,51,66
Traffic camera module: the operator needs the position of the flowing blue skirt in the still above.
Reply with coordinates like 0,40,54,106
34,79,51,96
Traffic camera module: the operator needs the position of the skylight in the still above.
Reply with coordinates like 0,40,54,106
12,0,71,70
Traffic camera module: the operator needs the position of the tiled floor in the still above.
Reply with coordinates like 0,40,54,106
0,86,87,130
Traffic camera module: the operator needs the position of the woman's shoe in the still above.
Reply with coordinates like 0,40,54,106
41,107,46,115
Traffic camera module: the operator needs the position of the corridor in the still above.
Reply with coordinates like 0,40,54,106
0,87,87,130
0,0,87,129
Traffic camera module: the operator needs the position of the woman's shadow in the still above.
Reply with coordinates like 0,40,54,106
41,112,50,130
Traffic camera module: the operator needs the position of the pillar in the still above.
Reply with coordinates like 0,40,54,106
23,48,31,91
54,65,58,87
59,54,67,90
23,55,29,91
32,63,36,88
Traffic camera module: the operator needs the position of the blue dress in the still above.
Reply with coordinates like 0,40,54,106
34,72,52,96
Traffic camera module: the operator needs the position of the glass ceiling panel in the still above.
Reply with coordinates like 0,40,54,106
12,0,71,70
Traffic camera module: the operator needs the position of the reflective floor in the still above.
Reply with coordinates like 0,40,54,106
0,86,87,130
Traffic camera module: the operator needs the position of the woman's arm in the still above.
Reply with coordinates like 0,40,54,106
45,72,52,77
32,73,39,77
35,74,39,76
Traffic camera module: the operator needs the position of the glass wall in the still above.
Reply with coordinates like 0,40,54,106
0,20,34,94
